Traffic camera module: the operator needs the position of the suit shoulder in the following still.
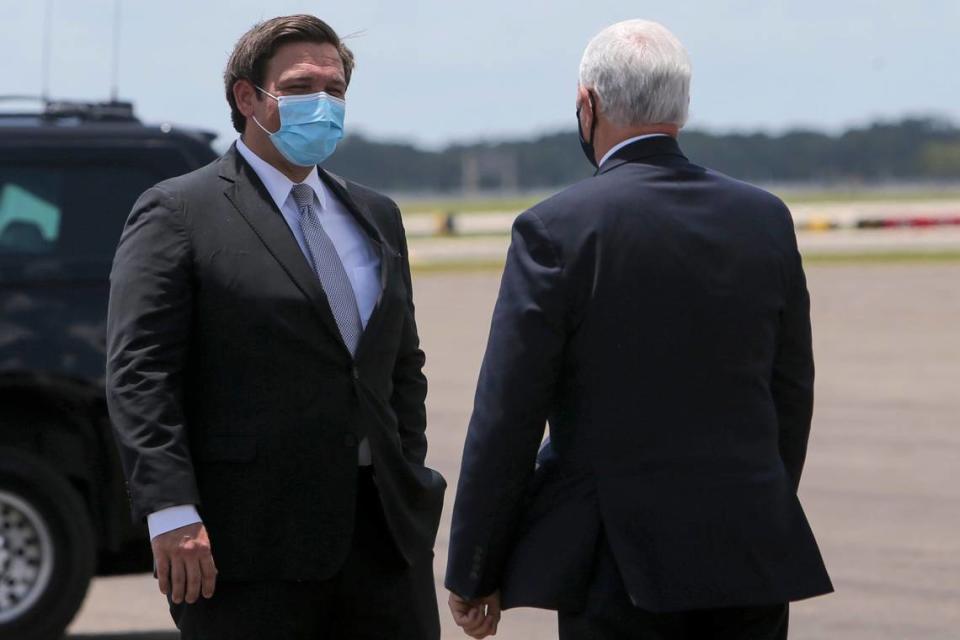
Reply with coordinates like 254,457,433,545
524,176,600,224
331,173,399,213
705,169,792,217
153,157,222,197
122,158,226,237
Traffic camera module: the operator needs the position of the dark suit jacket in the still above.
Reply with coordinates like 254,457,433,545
106,144,445,581
445,136,832,613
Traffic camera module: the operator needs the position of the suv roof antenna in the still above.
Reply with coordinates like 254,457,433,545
110,0,121,102
41,0,54,103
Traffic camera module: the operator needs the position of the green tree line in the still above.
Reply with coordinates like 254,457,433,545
325,116,960,193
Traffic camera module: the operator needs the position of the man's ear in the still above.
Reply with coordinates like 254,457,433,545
577,85,595,130
233,79,258,119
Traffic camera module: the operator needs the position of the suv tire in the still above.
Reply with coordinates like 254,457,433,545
0,447,95,640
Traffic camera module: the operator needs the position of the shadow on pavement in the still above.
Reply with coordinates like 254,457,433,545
67,633,178,640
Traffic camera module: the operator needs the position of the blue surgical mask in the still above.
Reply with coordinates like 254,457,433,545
253,87,346,166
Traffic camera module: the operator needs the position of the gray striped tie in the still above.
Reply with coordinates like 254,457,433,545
290,183,363,354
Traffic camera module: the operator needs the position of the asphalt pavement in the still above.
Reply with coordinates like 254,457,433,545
68,264,960,639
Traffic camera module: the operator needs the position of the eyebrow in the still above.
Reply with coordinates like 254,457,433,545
278,75,316,85
277,75,346,90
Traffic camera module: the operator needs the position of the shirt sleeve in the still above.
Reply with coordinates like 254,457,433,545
147,504,202,540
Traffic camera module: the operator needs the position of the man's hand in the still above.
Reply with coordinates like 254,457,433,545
448,591,501,638
151,522,217,604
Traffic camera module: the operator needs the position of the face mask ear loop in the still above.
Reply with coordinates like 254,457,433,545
255,85,280,101
251,114,277,136
250,85,280,135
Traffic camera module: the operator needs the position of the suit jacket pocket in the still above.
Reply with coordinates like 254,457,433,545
500,468,600,611
408,462,447,511
197,435,257,463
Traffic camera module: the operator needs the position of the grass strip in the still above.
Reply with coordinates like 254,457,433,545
399,191,960,216
411,251,960,273
803,251,960,264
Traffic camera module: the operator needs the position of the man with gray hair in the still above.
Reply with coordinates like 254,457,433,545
445,19,832,639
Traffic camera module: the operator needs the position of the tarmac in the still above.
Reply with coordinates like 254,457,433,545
68,262,960,639
406,228,960,270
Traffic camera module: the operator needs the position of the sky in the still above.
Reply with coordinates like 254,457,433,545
3,0,959,149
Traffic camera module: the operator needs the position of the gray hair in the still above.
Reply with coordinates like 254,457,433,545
579,20,691,128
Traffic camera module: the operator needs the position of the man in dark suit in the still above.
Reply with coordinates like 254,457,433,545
106,15,444,639
445,19,832,640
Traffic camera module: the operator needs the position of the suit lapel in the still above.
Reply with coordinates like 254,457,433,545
218,145,351,357
318,169,399,357
318,170,386,250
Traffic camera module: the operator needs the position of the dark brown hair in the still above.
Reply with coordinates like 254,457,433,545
224,14,355,133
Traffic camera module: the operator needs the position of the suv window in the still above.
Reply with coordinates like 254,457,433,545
0,147,192,261
0,168,61,255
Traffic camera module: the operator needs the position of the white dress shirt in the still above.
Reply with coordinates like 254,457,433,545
147,138,381,540
598,133,673,169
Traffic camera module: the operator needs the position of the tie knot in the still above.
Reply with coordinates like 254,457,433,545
291,183,315,214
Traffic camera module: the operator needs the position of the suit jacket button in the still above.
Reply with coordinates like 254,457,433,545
352,366,360,380
344,433,358,447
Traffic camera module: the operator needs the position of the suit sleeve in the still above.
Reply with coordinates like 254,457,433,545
390,205,429,465
772,227,815,493
445,210,566,599
106,186,200,523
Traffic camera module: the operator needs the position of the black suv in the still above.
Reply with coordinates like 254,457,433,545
0,99,217,640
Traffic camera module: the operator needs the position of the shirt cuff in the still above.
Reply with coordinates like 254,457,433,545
147,505,202,540
358,437,372,466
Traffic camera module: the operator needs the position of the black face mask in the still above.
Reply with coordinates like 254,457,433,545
577,91,599,168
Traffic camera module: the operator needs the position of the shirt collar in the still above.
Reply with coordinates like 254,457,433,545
235,137,326,211
598,133,673,169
